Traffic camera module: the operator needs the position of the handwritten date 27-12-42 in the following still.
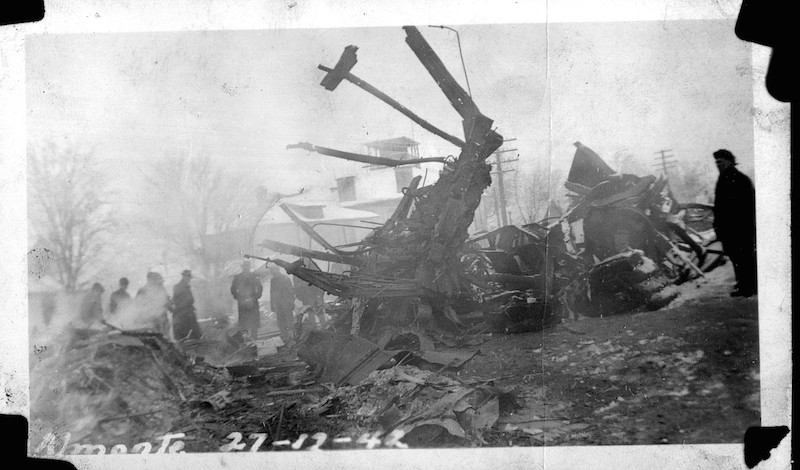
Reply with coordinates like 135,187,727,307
34,429,409,455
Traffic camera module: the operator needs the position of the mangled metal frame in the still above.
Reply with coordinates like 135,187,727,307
255,28,725,334
256,26,503,332
462,141,726,326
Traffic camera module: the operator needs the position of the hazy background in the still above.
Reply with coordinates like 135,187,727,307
26,20,754,290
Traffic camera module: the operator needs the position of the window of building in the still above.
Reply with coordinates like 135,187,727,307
336,176,356,202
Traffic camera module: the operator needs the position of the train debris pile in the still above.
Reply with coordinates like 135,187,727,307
258,27,725,339
30,328,201,447
462,142,723,331
269,26,503,337
30,323,511,452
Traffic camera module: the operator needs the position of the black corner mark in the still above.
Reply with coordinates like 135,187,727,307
743,425,790,468
0,1,45,27
1,414,76,470
735,0,795,103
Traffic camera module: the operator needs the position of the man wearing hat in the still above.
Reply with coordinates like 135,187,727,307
230,260,264,338
713,149,757,297
171,269,202,340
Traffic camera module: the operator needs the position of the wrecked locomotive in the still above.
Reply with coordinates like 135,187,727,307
253,29,724,339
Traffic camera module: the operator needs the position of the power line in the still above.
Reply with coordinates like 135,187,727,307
489,146,519,227
653,149,678,178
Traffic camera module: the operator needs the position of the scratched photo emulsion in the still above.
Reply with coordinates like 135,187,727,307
26,20,759,456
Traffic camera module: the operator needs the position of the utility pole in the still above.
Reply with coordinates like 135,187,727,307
653,149,678,179
490,139,518,227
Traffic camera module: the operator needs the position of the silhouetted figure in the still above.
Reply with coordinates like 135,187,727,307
713,149,757,297
78,283,104,327
270,265,296,345
171,270,202,340
230,260,263,338
109,277,131,314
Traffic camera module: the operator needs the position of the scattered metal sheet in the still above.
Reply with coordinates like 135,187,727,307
297,330,396,386
414,349,478,369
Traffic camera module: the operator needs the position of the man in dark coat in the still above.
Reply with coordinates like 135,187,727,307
171,270,202,340
230,260,263,338
109,277,131,314
713,149,757,297
270,265,296,345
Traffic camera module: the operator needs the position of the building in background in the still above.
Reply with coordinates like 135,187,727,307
336,137,439,221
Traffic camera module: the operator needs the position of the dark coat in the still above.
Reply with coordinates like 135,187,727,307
230,271,263,308
270,273,295,313
109,288,131,314
713,166,756,244
172,280,195,314
172,280,201,340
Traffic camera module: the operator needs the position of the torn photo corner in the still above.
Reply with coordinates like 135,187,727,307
0,1,791,469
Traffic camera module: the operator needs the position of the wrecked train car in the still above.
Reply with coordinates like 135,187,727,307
257,29,724,338
463,142,726,328
260,26,504,339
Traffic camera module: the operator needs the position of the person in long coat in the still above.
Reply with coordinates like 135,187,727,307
171,269,202,340
712,149,757,297
109,277,131,315
269,265,296,344
230,260,263,338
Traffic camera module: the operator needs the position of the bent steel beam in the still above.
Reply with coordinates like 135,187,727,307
317,64,465,148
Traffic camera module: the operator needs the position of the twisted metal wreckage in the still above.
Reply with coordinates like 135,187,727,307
30,27,731,451
252,26,724,338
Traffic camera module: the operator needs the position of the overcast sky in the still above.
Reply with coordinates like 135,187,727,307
26,19,752,201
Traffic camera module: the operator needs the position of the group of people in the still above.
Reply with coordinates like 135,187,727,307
230,261,325,345
80,259,325,346
75,148,754,344
81,269,202,341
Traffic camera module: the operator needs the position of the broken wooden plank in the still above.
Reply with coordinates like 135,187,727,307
403,26,481,122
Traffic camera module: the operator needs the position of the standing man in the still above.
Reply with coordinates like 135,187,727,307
171,270,202,340
230,260,263,339
109,277,131,315
270,265,296,345
713,149,757,297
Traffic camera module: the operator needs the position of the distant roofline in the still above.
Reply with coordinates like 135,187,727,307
363,136,419,147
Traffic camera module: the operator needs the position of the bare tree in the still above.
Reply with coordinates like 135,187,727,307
511,163,565,225
28,143,116,292
141,153,266,280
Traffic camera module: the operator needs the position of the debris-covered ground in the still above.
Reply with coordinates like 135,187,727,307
28,25,759,456
29,262,758,454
